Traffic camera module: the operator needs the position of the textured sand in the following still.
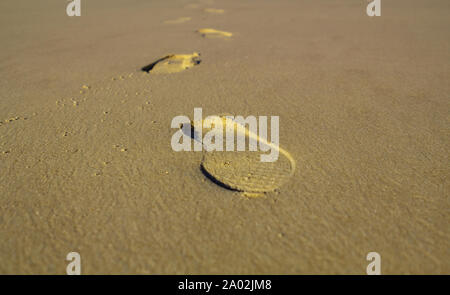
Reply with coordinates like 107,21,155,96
0,0,449,274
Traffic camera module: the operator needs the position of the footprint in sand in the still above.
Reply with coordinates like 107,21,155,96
185,4,200,9
204,8,225,14
164,17,191,25
1,116,28,127
141,52,201,74
183,115,296,196
196,28,232,38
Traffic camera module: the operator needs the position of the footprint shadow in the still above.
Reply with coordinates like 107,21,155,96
141,56,169,73
200,164,239,192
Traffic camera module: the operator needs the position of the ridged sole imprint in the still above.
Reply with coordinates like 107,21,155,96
193,115,296,194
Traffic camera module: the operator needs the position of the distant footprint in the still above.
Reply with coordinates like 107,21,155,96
184,115,296,196
141,53,201,74
196,28,232,38
185,3,200,9
204,8,225,14
164,17,192,24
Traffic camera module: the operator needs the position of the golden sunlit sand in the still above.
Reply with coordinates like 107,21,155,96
0,0,448,274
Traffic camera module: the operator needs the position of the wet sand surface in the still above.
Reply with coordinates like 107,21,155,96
0,0,449,274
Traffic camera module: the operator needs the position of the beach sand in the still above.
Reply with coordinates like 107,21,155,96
0,0,449,274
